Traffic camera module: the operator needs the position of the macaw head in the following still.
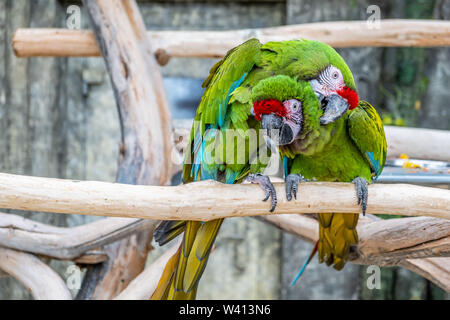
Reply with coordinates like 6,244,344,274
309,64,359,125
253,98,303,145
251,75,320,146
259,39,359,126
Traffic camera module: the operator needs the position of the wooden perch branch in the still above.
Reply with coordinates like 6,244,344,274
258,214,450,263
0,172,448,220
399,258,450,292
257,214,450,292
12,20,450,59
77,0,175,300
115,240,181,300
0,212,158,261
0,248,72,300
114,214,450,298
384,126,450,161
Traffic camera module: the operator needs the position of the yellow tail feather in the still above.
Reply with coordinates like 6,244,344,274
152,218,223,300
150,245,181,300
318,212,359,271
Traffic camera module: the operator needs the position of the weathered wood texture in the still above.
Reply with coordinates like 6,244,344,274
77,0,174,300
258,214,450,292
112,214,450,298
0,212,158,261
385,126,450,161
0,248,72,300
12,19,450,58
114,240,181,300
1,199,448,262
0,173,448,220
0,0,71,300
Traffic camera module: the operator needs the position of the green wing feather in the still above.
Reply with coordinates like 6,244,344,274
347,101,387,180
182,38,262,184
162,39,267,299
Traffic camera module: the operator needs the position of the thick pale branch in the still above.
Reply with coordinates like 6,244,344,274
114,240,181,300
258,215,450,263
0,172,448,220
114,214,450,298
0,212,158,261
12,20,450,58
0,248,72,300
399,258,450,292
384,126,450,161
257,214,450,292
77,0,174,300
354,216,450,264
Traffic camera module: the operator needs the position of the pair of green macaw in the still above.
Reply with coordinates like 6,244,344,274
151,39,387,300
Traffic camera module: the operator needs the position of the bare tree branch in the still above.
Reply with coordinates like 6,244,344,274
257,214,450,292
12,20,450,58
0,173,448,220
0,247,72,300
0,212,158,261
114,240,181,300
77,0,175,299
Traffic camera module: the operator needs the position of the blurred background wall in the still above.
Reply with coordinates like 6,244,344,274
0,0,448,299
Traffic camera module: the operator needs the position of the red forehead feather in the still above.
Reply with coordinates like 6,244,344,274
337,86,359,110
253,99,287,121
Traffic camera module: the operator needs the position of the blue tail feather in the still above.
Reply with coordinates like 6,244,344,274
291,240,319,286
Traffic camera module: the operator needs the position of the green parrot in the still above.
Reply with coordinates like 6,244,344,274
152,38,362,300
272,78,386,279
286,98,386,280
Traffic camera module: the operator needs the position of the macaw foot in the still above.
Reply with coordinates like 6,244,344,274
246,173,277,212
285,174,308,201
352,177,368,215
285,173,307,201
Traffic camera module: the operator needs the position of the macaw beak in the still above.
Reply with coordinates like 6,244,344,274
310,79,355,125
318,93,349,125
261,113,302,146
261,113,283,144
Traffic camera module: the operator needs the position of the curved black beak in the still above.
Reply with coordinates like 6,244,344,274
261,114,302,146
319,93,349,125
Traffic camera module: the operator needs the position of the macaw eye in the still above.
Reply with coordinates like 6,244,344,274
292,102,299,110
332,71,339,79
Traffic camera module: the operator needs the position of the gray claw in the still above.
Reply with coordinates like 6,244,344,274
285,174,306,201
247,173,277,212
352,177,368,215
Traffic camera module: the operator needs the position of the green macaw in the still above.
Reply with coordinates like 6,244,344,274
285,97,386,279
152,38,362,300
263,75,386,278
230,73,386,278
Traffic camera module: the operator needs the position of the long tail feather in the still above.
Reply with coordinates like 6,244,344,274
291,240,319,286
